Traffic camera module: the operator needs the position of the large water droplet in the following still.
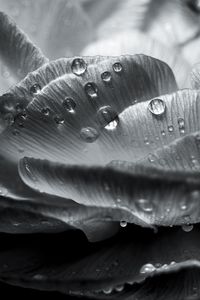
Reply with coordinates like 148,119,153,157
84,82,98,99
97,106,119,130
62,97,76,113
30,83,41,95
80,127,99,143
101,71,112,83
71,58,87,76
113,62,123,73
137,199,153,213
120,220,127,228
140,263,156,274
182,224,194,232
148,98,166,116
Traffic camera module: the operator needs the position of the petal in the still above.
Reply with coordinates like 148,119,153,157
1,226,200,298
82,30,190,88
0,55,177,165
0,11,48,82
0,0,93,59
19,157,200,227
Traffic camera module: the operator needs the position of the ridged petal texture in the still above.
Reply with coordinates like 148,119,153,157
82,0,200,87
0,226,200,299
0,0,92,93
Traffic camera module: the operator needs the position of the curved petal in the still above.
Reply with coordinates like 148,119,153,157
19,157,200,227
1,226,200,298
0,0,93,59
0,11,48,82
82,30,190,88
0,55,177,165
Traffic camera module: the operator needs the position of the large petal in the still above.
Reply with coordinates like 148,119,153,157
19,157,200,227
1,226,200,299
0,55,177,165
0,0,93,59
0,11,48,83
82,30,190,88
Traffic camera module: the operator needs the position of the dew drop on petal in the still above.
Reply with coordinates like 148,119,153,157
168,125,174,133
115,285,124,292
103,287,113,294
148,98,166,116
80,127,99,143
113,62,123,73
178,118,185,134
182,224,194,232
54,115,64,125
140,263,156,274
97,106,119,130
71,58,87,76
120,220,127,228
84,82,98,99
136,199,153,213
41,107,50,116
62,97,76,113
101,71,112,83
30,83,41,95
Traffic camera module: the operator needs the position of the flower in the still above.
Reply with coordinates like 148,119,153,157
1,1,200,299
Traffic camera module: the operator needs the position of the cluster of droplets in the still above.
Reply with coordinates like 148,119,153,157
140,261,176,275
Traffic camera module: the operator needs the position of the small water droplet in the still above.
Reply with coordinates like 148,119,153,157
41,107,50,116
62,97,76,113
54,115,64,125
103,287,113,294
80,127,99,143
84,82,98,99
1,65,10,78
144,137,150,145
115,285,124,292
178,118,185,134
113,62,123,73
137,199,153,213
182,224,193,232
120,220,127,227
148,154,156,163
140,263,156,274
161,130,166,136
71,58,87,76
168,125,174,133
101,71,112,83
30,83,41,95
32,274,46,280
148,98,166,116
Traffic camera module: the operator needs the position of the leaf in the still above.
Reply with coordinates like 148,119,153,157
19,157,200,227
0,55,177,165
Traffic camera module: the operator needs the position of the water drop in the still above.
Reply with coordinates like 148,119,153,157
41,107,50,116
113,62,123,73
101,71,112,83
71,58,87,75
137,199,153,213
32,274,46,280
182,224,193,232
30,83,41,95
80,127,99,143
54,115,64,125
4,113,14,126
84,82,98,99
120,220,127,228
168,125,174,133
140,263,156,274
178,118,185,134
115,285,124,292
62,97,76,113
148,98,166,116
97,106,119,129
161,130,166,136
103,287,113,294
148,154,156,163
